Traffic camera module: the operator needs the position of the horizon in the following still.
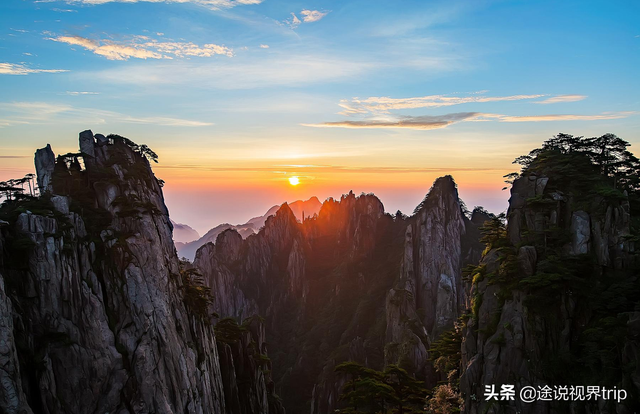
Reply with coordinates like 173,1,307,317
2,0,639,233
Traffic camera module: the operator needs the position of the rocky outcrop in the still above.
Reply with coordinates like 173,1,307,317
194,178,485,413
0,131,281,414
34,144,55,194
460,171,639,414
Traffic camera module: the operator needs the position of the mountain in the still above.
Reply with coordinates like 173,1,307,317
0,131,283,414
460,135,640,413
176,196,322,261
193,181,487,413
170,219,200,243
3,130,638,414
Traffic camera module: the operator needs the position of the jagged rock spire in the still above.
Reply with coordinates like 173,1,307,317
34,144,55,194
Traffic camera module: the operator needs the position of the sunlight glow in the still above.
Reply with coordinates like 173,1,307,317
289,176,300,186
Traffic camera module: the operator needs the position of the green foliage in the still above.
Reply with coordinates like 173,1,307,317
215,317,247,344
335,361,428,413
429,321,463,378
510,133,640,200
107,134,159,163
0,173,37,203
179,260,213,320
478,214,508,255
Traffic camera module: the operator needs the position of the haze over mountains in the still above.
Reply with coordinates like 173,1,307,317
170,220,200,243
175,197,322,261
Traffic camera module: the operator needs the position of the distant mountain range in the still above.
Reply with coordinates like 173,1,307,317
175,196,322,261
170,220,200,243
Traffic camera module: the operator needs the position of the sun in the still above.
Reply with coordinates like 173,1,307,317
289,176,300,186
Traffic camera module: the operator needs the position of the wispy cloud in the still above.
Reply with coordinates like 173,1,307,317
304,112,479,130
66,91,100,95
259,44,269,49
155,163,505,174
0,101,213,127
0,62,68,75
338,93,546,115
300,10,328,23
93,54,371,89
533,94,587,104
480,111,635,122
56,0,262,10
305,111,636,130
285,12,302,29
49,34,233,61
285,9,328,28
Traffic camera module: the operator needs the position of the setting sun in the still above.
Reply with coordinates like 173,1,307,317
289,176,300,186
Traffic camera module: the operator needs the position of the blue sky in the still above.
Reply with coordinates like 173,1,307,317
1,0,639,233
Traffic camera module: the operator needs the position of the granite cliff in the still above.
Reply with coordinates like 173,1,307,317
0,131,283,414
460,134,640,413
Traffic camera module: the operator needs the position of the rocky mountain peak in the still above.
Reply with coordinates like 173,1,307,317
1,131,284,414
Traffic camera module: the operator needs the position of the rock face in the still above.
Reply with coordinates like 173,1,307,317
460,172,639,414
0,131,282,414
34,144,55,194
194,176,485,413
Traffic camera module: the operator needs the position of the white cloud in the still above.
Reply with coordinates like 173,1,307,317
300,9,328,23
259,44,269,49
58,0,262,10
0,62,68,75
479,112,635,122
0,101,213,127
49,35,233,61
284,9,328,28
338,93,546,115
533,94,587,104
286,12,302,29
66,91,100,95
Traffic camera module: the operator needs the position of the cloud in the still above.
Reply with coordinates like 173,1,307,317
533,94,587,104
286,12,302,29
480,112,636,122
338,94,547,115
57,0,262,10
0,62,68,75
0,101,213,127
305,111,636,130
285,9,328,28
300,9,328,23
49,35,233,60
52,8,77,12
304,112,480,130
259,44,269,49
155,163,505,174
66,91,100,95
92,54,371,89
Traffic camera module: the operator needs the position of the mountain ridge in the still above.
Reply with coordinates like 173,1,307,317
176,196,322,261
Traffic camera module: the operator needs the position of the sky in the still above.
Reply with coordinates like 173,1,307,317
1,0,639,234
